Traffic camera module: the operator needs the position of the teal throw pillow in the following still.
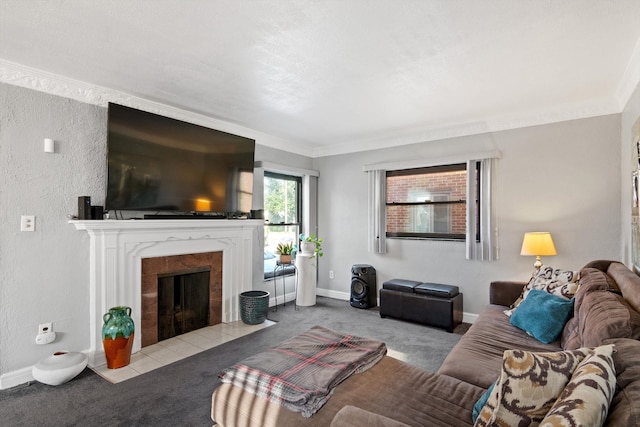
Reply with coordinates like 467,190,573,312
510,289,574,344
472,381,496,423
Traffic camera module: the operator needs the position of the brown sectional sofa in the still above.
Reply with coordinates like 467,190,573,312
211,260,640,426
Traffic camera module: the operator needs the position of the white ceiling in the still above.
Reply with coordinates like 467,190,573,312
1,1,640,157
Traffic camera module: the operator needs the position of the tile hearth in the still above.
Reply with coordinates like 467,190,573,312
93,320,275,384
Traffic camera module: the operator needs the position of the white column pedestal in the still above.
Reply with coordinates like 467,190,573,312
295,254,317,306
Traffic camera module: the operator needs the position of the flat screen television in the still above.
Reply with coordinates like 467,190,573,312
105,103,255,216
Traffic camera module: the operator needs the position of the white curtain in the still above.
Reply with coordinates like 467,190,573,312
367,169,387,254
302,174,318,238
466,159,497,261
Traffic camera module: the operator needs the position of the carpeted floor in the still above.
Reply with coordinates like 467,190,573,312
0,297,469,426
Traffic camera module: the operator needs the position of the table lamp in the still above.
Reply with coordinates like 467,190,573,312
520,232,557,269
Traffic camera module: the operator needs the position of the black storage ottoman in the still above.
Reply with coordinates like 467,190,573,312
380,279,463,332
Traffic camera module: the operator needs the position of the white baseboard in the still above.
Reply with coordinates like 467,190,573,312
0,366,34,390
269,292,297,307
316,287,479,324
316,288,351,301
463,312,478,324
1,349,97,390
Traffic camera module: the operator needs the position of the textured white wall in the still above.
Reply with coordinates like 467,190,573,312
0,83,106,376
313,115,622,316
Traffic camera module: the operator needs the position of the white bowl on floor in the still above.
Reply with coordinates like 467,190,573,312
32,351,88,386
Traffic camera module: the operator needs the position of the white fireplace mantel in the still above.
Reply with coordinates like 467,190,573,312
72,219,262,366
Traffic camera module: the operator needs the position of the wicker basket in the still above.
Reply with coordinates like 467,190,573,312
239,290,270,325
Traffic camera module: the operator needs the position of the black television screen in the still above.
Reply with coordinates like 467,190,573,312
106,103,255,215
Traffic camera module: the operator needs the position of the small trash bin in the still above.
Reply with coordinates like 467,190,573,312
239,290,270,324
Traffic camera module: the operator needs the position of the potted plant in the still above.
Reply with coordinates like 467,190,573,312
275,241,294,264
299,234,324,259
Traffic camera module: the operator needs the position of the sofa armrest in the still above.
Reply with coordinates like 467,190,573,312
490,281,527,307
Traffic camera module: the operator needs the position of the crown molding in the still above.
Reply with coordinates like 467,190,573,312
311,97,621,158
0,59,631,160
0,59,131,108
0,59,314,158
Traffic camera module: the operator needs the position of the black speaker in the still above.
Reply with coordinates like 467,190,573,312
350,264,377,309
78,196,91,220
91,205,104,220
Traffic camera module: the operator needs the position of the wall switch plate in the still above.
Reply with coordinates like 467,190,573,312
329,270,334,279
20,215,35,232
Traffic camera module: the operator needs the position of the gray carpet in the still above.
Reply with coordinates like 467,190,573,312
0,297,468,426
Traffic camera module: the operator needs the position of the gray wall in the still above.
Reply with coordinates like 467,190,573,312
0,78,633,383
0,83,313,382
313,115,622,316
0,83,105,375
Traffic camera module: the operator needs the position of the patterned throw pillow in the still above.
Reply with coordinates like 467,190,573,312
505,266,579,317
474,348,592,427
540,344,616,427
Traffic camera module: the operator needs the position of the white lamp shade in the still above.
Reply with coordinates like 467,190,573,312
520,232,557,256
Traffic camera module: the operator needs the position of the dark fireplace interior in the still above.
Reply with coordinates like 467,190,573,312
157,267,211,342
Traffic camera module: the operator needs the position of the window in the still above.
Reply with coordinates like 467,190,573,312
263,172,302,279
386,163,479,240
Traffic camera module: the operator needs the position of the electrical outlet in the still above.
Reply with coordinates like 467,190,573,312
36,322,56,345
329,270,334,279
38,322,52,334
20,215,35,232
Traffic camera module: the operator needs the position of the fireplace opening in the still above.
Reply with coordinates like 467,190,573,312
157,267,211,342
141,251,223,347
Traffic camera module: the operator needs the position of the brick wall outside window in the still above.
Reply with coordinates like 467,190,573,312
386,169,467,235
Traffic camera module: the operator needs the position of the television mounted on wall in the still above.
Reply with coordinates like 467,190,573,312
105,103,255,217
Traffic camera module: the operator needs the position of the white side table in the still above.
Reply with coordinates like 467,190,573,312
295,254,317,306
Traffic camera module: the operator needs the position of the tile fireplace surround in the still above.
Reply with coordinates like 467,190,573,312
72,219,262,367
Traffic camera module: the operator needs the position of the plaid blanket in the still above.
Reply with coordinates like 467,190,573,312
218,325,387,418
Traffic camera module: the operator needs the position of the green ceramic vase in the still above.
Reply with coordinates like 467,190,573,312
102,306,134,340
102,306,135,369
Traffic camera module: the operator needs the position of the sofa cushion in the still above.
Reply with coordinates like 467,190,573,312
540,344,616,427
579,290,640,348
510,289,574,344
438,305,563,389
213,355,485,427
330,406,411,427
604,338,640,426
574,267,617,315
607,262,640,313
561,316,581,350
560,267,617,350
583,259,617,272
474,347,592,426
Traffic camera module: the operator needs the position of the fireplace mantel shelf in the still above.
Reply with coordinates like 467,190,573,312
71,218,263,231
72,218,262,367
